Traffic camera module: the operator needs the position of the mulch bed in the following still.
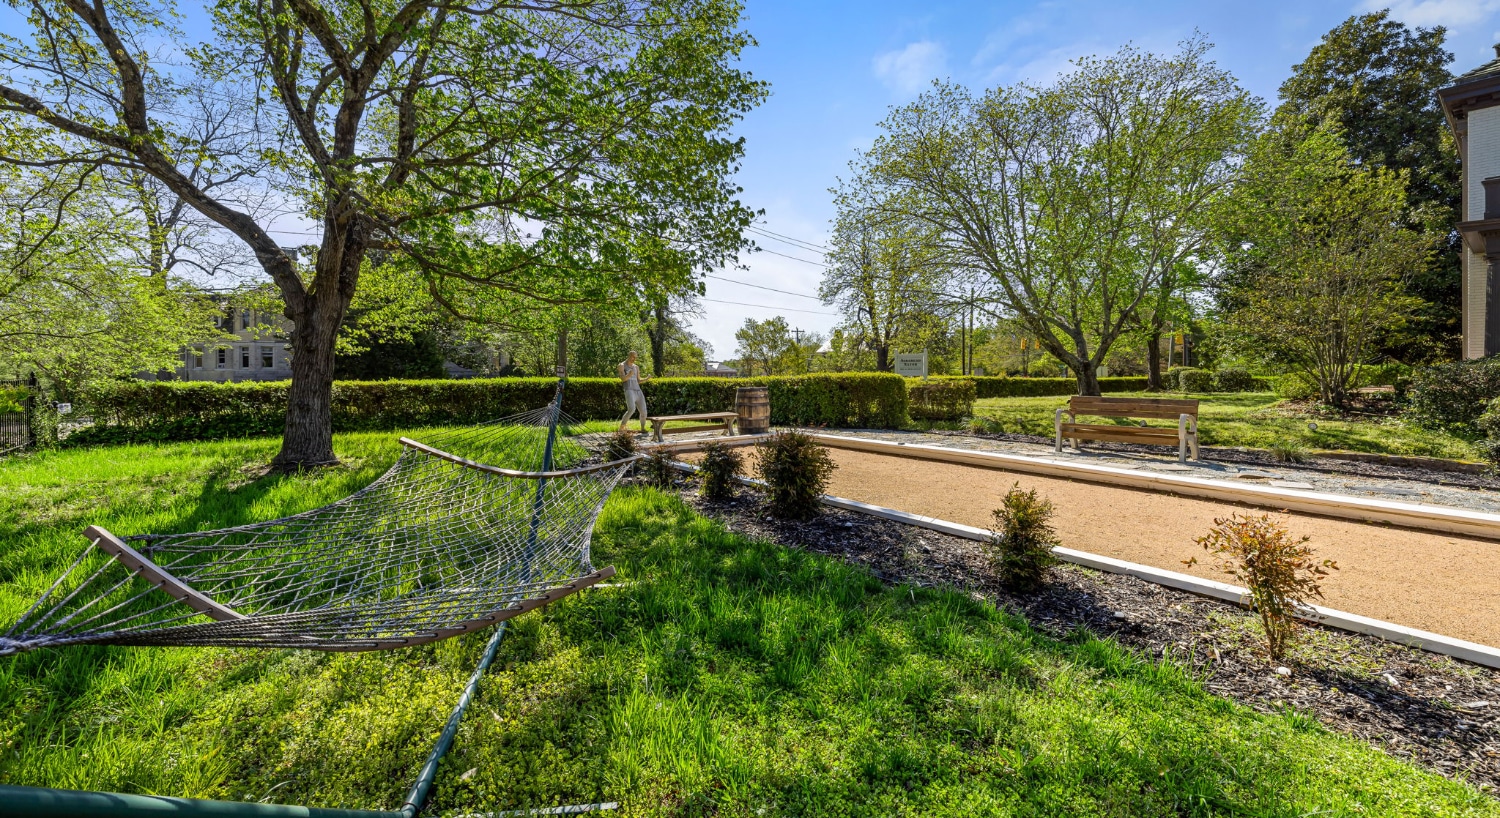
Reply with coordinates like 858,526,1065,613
662,478,1500,795
929,429,1500,491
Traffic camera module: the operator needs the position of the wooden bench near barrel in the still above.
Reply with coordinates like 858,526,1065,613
736,386,770,434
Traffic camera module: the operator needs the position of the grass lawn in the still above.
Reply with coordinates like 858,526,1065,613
2,436,1497,815
972,391,1482,460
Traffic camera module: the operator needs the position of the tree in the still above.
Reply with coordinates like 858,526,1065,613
0,147,219,399
0,0,765,469
1277,11,1459,360
863,39,1258,395
733,316,820,375
1217,126,1429,407
821,186,942,371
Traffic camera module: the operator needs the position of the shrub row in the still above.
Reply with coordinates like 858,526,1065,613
74,373,909,444
907,378,977,420
927,376,1149,399
1165,367,1269,393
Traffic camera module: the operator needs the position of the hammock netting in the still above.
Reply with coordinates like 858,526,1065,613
0,394,636,655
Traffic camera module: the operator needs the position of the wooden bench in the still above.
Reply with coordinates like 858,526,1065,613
1055,396,1200,462
648,412,739,443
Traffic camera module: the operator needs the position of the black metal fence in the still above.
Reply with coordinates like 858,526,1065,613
0,374,37,454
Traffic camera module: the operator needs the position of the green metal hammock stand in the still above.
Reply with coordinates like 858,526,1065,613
0,378,635,817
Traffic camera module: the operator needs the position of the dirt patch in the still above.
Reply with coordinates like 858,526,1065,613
660,478,1500,794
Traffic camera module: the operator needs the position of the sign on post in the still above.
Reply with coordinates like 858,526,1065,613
894,352,928,378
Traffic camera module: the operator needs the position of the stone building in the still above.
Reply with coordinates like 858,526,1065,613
176,303,293,382
1440,45,1500,358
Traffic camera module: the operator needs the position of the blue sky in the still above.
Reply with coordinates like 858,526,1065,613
692,0,1500,362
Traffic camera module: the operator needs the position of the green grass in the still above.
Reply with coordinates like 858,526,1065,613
972,391,1481,460
2,437,1497,815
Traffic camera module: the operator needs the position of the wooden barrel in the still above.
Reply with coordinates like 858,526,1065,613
735,386,770,434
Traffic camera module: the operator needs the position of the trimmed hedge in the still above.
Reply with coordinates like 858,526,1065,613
908,378,977,420
929,375,1149,399
74,373,909,444
1406,358,1500,436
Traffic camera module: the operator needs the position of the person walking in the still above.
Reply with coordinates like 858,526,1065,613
618,351,651,433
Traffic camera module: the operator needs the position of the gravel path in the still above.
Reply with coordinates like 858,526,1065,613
819,428,1500,513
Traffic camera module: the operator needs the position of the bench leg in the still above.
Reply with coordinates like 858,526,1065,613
1054,408,1064,453
652,422,663,443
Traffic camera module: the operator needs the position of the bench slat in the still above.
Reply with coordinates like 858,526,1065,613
649,412,739,422
1068,398,1198,420
1061,428,1183,445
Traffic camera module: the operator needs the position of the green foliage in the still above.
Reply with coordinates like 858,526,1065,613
1477,398,1500,466
74,374,910,445
1188,514,1337,660
1176,369,1215,393
1272,374,1318,401
1212,369,1261,393
696,441,741,502
605,430,638,463
639,447,679,489
1269,440,1311,464
0,386,25,415
862,39,1258,394
1215,124,1430,407
987,485,1060,592
1,439,1495,812
1406,358,1500,436
907,379,976,420
732,317,823,376
755,430,836,521
1276,11,1459,361
334,331,447,380
929,375,1148,399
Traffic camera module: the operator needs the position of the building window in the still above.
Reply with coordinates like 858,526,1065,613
216,348,226,369
241,347,250,368
240,309,252,331
193,347,204,369
261,346,274,368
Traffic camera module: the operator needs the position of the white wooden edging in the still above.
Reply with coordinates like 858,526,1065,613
665,458,1500,669
808,433,1500,542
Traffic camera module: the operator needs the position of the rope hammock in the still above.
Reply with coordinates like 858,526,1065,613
0,383,636,655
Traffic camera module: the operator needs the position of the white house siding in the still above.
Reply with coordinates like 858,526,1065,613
1466,106,1500,358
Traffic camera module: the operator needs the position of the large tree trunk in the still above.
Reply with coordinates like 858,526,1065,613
1146,330,1163,390
875,344,889,372
269,217,363,472
1075,362,1102,397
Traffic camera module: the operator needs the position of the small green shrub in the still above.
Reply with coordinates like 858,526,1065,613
1212,368,1259,393
639,446,679,489
1268,439,1310,464
967,415,1005,435
1406,357,1500,435
1187,514,1336,661
755,430,836,520
697,441,743,502
908,378,976,420
605,429,638,462
987,484,1060,592
1176,368,1215,393
1272,374,1317,401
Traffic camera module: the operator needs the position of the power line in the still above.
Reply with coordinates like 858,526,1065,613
751,224,829,252
701,297,837,316
706,273,824,301
748,226,827,255
752,246,828,267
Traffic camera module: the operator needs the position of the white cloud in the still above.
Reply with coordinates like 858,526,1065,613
872,40,948,94
1367,0,1500,28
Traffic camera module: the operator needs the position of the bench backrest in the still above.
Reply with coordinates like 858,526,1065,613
1069,395,1198,420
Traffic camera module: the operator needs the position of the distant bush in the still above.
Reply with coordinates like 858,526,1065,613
1212,368,1261,393
755,430,836,520
1271,374,1317,401
987,484,1060,592
928,375,1148,399
1406,357,1500,436
697,441,742,502
73,373,908,445
908,378,977,420
1187,514,1336,660
1176,368,1215,393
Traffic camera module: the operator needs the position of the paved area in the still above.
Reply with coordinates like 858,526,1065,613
815,429,1500,515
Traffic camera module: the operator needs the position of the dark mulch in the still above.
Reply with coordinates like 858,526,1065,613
666,479,1500,795
926,428,1500,491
